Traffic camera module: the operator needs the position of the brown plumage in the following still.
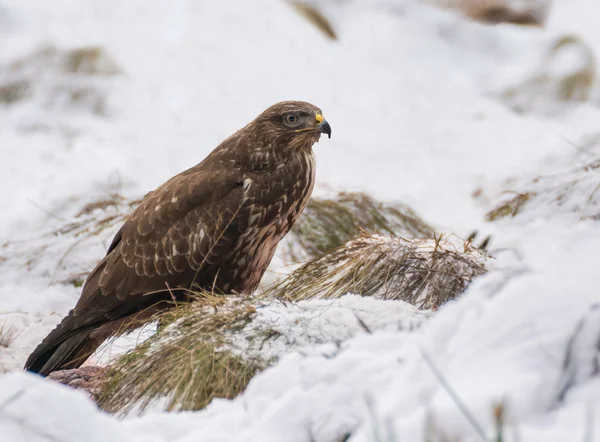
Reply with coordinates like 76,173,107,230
25,101,331,376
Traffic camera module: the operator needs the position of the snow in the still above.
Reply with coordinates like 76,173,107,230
0,372,126,442
230,295,428,363
1,0,600,440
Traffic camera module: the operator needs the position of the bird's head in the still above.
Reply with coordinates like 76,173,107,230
251,100,331,150
210,101,331,170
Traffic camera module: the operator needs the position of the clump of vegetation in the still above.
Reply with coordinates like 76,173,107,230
0,45,120,116
7,45,120,77
62,46,121,76
500,34,596,114
0,322,19,348
485,141,600,222
425,0,549,26
52,195,139,283
99,294,265,414
548,36,596,102
0,79,30,104
289,1,337,40
0,193,139,287
272,233,487,310
485,192,534,222
286,192,434,261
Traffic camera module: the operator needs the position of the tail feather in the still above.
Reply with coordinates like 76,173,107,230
24,316,101,376
25,301,168,376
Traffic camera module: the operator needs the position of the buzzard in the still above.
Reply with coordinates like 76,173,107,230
25,101,331,376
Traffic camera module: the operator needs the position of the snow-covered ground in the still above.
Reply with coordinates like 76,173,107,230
1,0,600,440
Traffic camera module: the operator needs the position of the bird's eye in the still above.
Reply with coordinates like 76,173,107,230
284,114,301,127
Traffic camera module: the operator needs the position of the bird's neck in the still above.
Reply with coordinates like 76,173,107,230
210,138,314,174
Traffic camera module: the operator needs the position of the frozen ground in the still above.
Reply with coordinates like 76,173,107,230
1,0,600,440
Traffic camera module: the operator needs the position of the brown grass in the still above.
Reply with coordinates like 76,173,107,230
0,79,30,104
0,322,19,348
99,294,265,414
485,192,533,222
7,45,120,76
271,233,487,310
286,192,434,261
63,47,121,76
485,146,600,222
501,34,596,114
0,45,121,117
289,1,337,40
549,35,596,103
428,0,548,26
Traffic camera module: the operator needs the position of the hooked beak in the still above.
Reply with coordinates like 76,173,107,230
318,120,331,139
315,114,331,139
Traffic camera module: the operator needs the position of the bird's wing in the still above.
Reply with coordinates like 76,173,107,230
72,166,247,319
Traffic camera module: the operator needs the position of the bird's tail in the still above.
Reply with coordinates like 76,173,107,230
25,302,167,376
24,314,103,377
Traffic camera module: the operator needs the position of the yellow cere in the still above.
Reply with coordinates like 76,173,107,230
315,114,324,123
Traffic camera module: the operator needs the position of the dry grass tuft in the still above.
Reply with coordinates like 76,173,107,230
485,192,533,222
99,294,265,414
286,192,434,261
51,196,140,286
63,47,121,76
7,45,120,77
501,34,596,114
426,0,549,26
271,233,487,310
75,195,141,218
485,141,600,222
289,1,337,40
0,193,140,288
0,79,30,104
548,35,596,103
0,45,120,116
0,322,19,348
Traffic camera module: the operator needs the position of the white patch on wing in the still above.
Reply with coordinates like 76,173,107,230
243,178,253,193
248,211,261,226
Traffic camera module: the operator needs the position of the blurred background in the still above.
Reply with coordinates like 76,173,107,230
2,0,599,240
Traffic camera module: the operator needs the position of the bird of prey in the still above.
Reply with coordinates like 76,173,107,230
25,101,331,376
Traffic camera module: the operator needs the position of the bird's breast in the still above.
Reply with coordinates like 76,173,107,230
224,149,316,293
